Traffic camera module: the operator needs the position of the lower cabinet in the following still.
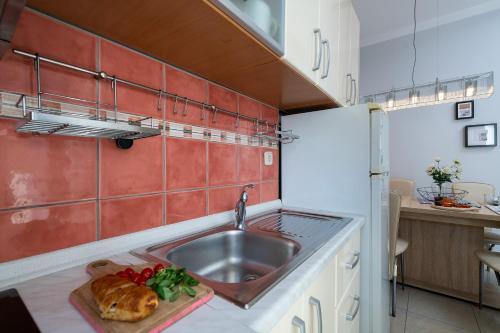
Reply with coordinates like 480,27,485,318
270,229,361,333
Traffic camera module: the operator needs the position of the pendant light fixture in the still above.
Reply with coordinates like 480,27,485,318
363,0,494,110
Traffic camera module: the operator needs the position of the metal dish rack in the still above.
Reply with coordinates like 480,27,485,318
14,95,160,139
4,49,297,143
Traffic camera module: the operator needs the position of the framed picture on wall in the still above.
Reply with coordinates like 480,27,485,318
455,101,474,120
465,123,497,147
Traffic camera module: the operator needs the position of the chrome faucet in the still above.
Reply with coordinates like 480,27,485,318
235,184,255,230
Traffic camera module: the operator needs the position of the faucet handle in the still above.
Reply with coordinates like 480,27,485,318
243,184,256,190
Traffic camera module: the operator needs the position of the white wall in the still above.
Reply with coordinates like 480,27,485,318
360,10,500,192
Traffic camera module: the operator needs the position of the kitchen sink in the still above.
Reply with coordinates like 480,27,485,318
132,209,351,308
165,230,300,283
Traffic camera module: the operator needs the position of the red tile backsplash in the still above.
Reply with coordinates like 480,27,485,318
167,190,207,224
261,181,279,202
238,146,261,183
100,194,163,239
208,187,238,215
0,10,97,101
0,9,280,263
208,84,239,132
166,138,207,190
0,201,96,263
165,65,208,126
209,142,237,186
100,40,163,117
0,119,97,209
100,136,163,198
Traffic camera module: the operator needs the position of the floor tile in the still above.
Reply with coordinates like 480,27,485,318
405,312,476,333
473,306,500,333
390,309,406,333
396,284,411,310
408,288,479,332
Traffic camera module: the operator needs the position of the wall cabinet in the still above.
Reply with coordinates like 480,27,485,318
270,229,361,333
284,0,360,107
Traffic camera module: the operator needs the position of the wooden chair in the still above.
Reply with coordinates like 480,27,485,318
389,192,408,317
476,250,500,308
452,182,500,251
390,177,416,199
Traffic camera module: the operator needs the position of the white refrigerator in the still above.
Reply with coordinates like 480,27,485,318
281,104,390,333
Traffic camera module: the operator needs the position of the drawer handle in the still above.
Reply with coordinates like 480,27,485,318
344,251,360,269
309,297,323,333
345,295,360,321
292,315,306,333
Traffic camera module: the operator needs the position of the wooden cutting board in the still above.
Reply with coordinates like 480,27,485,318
69,260,214,333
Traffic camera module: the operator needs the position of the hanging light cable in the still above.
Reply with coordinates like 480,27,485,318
362,0,494,111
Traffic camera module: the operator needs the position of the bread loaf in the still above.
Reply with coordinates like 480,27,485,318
91,275,159,322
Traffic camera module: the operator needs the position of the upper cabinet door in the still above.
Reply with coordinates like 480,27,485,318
338,0,352,106
284,0,320,83
349,6,360,105
317,0,341,102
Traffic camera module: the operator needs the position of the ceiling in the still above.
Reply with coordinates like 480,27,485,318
353,0,500,47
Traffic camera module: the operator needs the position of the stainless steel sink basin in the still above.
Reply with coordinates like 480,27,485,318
132,209,351,308
165,230,300,283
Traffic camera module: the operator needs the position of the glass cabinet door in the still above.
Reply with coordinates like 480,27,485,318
212,0,284,55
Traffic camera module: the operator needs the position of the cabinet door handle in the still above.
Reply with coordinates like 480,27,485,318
292,316,307,333
309,297,323,333
345,73,352,103
345,295,361,321
344,251,360,269
351,79,357,105
320,40,331,79
312,28,322,71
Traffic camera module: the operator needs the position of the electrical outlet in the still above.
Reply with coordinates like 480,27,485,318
264,151,273,166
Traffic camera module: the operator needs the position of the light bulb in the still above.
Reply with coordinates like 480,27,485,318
409,89,420,104
437,84,447,101
465,80,476,97
386,91,395,108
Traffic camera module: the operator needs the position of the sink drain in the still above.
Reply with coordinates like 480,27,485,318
243,274,258,282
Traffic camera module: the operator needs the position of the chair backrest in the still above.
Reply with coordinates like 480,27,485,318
452,182,495,204
389,192,402,277
390,177,416,199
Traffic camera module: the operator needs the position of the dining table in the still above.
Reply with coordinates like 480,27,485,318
398,198,500,309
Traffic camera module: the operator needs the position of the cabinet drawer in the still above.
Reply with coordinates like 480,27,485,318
335,230,361,305
336,270,361,333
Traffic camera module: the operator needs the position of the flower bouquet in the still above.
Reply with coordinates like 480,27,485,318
417,158,467,204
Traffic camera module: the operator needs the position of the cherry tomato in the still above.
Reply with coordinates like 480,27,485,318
130,272,142,284
116,271,129,279
124,267,135,278
136,276,147,286
153,263,165,274
140,267,154,279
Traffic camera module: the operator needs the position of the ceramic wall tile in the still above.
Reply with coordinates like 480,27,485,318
261,181,279,202
208,187,238,214
261,148,279,181
165,65,207,126
0,10,97,101
0,119,97,209
208,84,239,132
208,142,237,186
99,40,163,118
166,138,207,190
99,136,163,198
0,201,96,262
238,146,260,183
166,190,207,224
99,194,163,239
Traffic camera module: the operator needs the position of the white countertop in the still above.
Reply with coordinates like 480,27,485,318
3,210,364,333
